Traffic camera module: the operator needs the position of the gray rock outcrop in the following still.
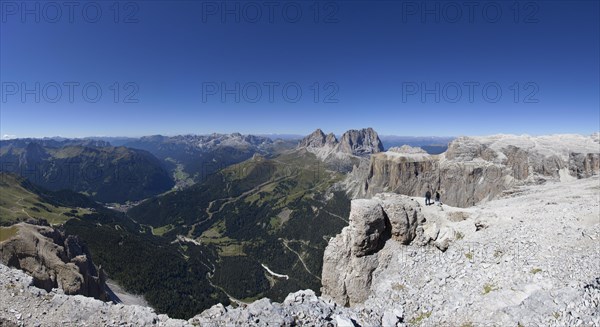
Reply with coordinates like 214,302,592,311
0,223,107,301
298,129,327,148
569,152,600,178
322,175,600,326
321,194,424,306
0,264,390,327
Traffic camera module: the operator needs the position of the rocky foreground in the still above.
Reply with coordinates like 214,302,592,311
1,175,598,326
0,264,368,327
322,176,600,326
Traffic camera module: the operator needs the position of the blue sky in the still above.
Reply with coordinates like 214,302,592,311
1,0,598,138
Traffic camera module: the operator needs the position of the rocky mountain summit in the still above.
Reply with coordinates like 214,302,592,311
360,134,600,207
1,133,598,327
299,128,384,157
298,128,384,172
321,175,600,326
2,175,597,326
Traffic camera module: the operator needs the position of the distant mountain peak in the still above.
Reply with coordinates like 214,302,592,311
299,129,328,148
336,128,384,155
298,127,384,160
325,133,338,146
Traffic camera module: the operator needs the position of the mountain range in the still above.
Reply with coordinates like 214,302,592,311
0,128,598,324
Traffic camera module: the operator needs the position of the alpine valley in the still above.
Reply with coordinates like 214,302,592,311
1,129,598,326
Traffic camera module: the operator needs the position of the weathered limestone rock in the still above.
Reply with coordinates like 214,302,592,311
569,153,600,178
335,128,384,156
322,194,425,306
348,199,388,257
374,194,425,244
0,223,107,301
362,134,600,207
299,129,327,148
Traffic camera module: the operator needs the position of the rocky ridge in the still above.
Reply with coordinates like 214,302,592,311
0,265,375,327
298,128,384,172
0,222,107,300
130,133,274,152
360,133,600,207
1,133,599,327
299,128,384,156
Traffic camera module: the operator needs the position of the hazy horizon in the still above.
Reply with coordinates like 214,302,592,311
3,129,599,141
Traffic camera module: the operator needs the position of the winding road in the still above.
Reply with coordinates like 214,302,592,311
280,238,321,281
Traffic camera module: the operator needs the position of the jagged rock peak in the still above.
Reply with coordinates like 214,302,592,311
299,129,329,148
299,127,385,156
325,132,338,146
337,127,384,155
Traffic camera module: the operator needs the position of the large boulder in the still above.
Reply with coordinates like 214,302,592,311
374,194,425,244
348,199,388,257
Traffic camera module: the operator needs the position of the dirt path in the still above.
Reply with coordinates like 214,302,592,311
14,196,33,219
321,209,348,223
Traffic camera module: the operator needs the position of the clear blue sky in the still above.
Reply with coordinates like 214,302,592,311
1,0,598,138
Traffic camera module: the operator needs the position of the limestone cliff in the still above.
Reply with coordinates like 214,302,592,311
360,134,600,207
0,222,107,301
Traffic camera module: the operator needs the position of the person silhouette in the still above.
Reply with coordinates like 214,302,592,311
425,190,432,206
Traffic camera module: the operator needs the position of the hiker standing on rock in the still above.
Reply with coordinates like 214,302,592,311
425,190,432,206
435,190,441,204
